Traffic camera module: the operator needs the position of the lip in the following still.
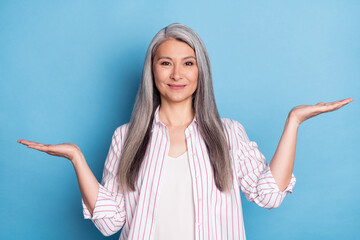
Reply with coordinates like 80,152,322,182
168,84,186,90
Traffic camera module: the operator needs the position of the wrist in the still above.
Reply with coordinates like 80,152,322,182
287,112,301,128
71,151,85,167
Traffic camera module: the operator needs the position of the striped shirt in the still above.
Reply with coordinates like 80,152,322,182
82,107,296,239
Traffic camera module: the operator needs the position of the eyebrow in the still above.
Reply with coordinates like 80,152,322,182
156,56,196,61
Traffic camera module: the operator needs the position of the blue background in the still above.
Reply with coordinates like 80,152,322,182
1,1,359,239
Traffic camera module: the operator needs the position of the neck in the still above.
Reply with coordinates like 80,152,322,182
158,99,195,128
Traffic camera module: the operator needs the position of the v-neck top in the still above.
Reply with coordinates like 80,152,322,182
153,151,195,240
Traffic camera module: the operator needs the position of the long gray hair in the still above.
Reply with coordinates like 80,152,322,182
118,23,233,192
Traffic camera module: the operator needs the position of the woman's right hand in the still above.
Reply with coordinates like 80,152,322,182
17,139,82,163
18,139,100,216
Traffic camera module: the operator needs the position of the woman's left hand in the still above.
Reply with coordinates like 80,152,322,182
289,97,353,126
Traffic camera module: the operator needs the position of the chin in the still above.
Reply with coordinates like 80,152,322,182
163,95,193,104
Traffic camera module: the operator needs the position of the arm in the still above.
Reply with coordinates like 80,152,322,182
269,98,353,191
17,140,99,214
81,127,127,236
72,151,99,215
18,126,127,236
268,114,299,191
228,119,296,209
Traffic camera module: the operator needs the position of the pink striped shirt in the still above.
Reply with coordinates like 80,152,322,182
82,107,296,239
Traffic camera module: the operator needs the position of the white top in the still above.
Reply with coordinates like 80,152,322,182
153,151,195,240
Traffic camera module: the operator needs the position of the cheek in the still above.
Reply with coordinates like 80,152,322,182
183,67,198,82
153,67,169,83
153,77,164,95
190,68,199,83
152,68,163,90
153,71,168,95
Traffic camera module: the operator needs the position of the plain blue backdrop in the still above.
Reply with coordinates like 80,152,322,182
1,1,359,239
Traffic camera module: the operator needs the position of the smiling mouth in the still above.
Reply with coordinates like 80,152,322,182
168,84,186,89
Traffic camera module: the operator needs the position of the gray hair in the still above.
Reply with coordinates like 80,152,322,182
118,23,233,192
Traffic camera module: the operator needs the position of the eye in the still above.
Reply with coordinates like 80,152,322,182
160,61,171,66
185,61,194,66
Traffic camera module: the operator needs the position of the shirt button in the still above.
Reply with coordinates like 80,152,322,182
192,153,196,158
198,198,202,202
197,222,202,226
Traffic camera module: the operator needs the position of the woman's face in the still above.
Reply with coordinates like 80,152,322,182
152,38,199,106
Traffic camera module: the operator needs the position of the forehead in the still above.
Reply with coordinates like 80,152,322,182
154,38,195,57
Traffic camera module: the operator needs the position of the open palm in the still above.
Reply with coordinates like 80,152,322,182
290,98,353,125
17,139,81,161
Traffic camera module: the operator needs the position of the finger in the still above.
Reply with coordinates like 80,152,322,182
18,139,31,145
27,144,44,150
18,139,46,146
319,100,350,113
331,98,353,108
341,97,353,102
318,97,352,107
27,144,52,152
18,139,37,144
28,146,68,158
24,142,47,147
340,98,354,106
329,98,353,105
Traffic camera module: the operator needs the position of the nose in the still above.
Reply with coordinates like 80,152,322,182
170,64,182,81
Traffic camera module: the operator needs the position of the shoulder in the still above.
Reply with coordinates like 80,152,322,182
114,122,129,134
221,118,249,143
221,118,246,132
112,123,130,144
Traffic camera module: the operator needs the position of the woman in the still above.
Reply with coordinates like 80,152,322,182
18,23,353,239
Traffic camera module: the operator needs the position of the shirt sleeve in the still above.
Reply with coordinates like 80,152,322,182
81,125,127,236
231,119,296,209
